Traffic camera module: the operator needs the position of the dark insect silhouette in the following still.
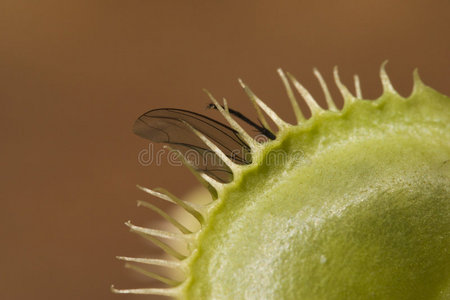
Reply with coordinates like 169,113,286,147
206,104,276,140
133,107,275,183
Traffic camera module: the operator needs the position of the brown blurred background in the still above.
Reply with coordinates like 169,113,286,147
1,1,449,299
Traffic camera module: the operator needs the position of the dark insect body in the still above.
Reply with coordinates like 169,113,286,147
133,108,250,183
133,107,275,183
206,104,276,140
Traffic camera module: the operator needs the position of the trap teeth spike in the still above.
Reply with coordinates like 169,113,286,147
116,63,450,299
286,71,324,116
277,68,304,123
333,65,356,105
238,78,273,132
353,74,362,99
313,68,337,111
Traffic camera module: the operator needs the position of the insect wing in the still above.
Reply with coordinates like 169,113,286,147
133,108,251,183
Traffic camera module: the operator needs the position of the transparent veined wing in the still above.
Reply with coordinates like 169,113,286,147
132,108,252,183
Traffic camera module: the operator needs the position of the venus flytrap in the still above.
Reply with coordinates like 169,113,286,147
113,63,450,299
